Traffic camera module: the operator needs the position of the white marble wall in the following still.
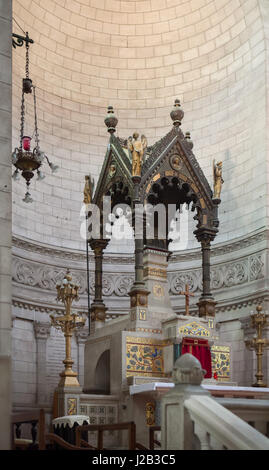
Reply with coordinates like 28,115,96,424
10,0,269,249
0,0,12,449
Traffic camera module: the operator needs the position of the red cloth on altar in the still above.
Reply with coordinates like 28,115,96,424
182,337,212,379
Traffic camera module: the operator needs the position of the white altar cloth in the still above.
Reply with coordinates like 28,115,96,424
52,415,89,428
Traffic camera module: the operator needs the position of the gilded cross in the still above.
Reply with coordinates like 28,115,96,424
179,284,195,316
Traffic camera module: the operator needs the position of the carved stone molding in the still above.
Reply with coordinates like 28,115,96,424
169,253,264,295
12,299,122,320
75,328,89,344
215,296,268,314
12,228,268,265
33,321,51,339
13,252,265,299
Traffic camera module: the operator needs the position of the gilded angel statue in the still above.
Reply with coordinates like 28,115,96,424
128,132,147,177
83,175,95,205
213,160,224,200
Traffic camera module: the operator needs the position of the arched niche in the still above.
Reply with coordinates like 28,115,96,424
94,349,110,395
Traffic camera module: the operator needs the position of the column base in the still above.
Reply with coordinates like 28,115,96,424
58,371,80,388
197,298,217,318
252,382,267,388
129,285,150,309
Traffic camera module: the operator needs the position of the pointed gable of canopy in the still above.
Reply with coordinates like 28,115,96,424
93,107,133,209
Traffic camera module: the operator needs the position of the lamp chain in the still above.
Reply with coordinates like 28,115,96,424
25,35,30,79
20,87,25,149
33,86,40,150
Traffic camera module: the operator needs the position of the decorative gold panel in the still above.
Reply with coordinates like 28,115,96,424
208,319,214,329
126,337,170,377
67,398,77,416
153,284,164,298
179,321,210,338
144,267,167,279
139,309,146,321
211,345,230,382
153,173,161,182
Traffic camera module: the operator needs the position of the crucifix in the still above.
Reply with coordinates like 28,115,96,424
179,284,195,316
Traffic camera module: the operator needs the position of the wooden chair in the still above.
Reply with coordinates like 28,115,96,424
75,421,136,450
11,409,46,450
149,426,161,450
45,433,94,450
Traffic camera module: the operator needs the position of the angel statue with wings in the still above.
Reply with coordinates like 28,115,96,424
128,132,147,178
213,160,224,200
83,174,95,205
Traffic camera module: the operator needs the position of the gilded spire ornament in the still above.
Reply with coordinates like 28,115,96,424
83,175,95,205
128,132,148,178
213,160,224,200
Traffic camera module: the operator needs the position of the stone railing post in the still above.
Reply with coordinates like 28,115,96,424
33,321,51,405
161,353,210,450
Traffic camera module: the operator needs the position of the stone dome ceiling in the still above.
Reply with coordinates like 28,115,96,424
12,0,267,251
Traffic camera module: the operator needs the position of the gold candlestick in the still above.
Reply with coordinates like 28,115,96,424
50,270,86,387
245,305,269,387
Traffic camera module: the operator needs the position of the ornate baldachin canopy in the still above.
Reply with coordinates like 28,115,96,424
89,100,222,321
93,100,220,244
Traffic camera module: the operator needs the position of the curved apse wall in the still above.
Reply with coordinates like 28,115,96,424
12,0,268,253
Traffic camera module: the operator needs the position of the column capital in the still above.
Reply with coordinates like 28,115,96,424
75,327,89,344
89,238,109,253
194,228,217,244
33,321,51,340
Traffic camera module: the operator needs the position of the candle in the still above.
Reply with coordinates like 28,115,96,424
22,136,31,151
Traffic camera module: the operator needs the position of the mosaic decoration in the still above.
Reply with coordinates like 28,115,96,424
211,345,230,382
126,337,169,377
79,404,118,437
139,309,146,321
153,284,165,298
67,398,77,415
208,319,214,329
178,321,210,338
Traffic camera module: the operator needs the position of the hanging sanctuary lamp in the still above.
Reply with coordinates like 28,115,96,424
12,33,59,203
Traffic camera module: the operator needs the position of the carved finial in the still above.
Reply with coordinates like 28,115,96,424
104,105,118,134
172,353,205,385
170,99,184,127
185,131,193,150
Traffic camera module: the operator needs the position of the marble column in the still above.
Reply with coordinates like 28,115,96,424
75,328,88,388
89,239,108,330
0,0,12,450
34,321,51,405
197,235,217,317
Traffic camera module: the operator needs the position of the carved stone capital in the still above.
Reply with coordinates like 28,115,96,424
194,229,217,244
90,239,109,254
75,327,89,344
34,321,51,340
